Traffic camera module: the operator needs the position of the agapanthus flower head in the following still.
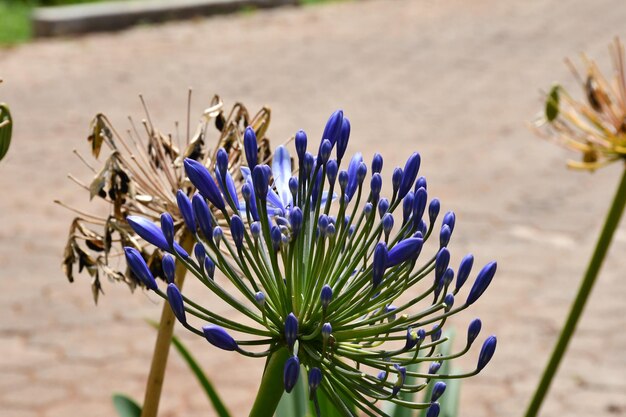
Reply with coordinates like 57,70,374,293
124,111,498,416
59,93,273,302
533,37,626,171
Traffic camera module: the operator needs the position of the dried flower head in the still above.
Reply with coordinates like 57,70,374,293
59,92,272,303
534,37,626,171
124,110,498,416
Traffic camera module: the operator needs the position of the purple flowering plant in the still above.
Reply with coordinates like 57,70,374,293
124,110,498,417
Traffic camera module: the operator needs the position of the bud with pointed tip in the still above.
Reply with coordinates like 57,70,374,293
230,215,244,251
477,335,497,371
378,198,389,217
466,261,497,305
337,117,350,161
439,224,451,247
124,247,158,291
285,313,299,348
162,254,175,284
308,367,322,393
167,283,186,325
184,158,225,211
202,325,238,351
387,237,423,268
204,257,215,279
443,211,456,232
194,243,206,267
317,139,332,165
321,285,333,310
192,194,213,241
429,198,440,225
456,254,474,291
127,215,169,251
176,190,196,233
435,247,450,282
295,130,307,161
431,381,446,402
392,167,403,195
467,318,482,346
372,153,383,174
372,242,388,289
322,322,332,339
398,153,420,199
283,355,300,393
244,127,258,169
160,213,174,248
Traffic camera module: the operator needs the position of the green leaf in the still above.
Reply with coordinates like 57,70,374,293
545,85,561,122
148,320,232,417
275,365,308,417
112,393,141,417
312,388,347,417
0,103,12,162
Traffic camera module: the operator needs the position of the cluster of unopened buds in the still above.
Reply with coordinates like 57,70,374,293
124,110,498,416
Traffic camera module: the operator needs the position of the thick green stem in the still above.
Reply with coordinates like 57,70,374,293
249,348,290,417
141,233,194,417
524,167,626,417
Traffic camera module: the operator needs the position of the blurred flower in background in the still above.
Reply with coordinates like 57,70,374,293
534,37,626,171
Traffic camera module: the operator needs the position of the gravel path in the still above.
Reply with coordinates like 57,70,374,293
1,0,625,416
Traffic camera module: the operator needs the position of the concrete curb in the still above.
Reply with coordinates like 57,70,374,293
32,0,299,37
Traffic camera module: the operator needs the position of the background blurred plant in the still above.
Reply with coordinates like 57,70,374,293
125,110,498,416
526,37,626,417
0,79,12,162
59,91,272,417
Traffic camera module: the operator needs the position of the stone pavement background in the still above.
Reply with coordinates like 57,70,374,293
1,0,625,416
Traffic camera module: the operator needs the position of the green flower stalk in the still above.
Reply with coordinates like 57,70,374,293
125,110,498,417
526,38,626,417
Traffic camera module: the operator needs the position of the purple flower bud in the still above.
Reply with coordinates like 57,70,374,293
456,254,474,291
387,237,423,268
167,283,186,325
418,219,428,236
127,216,169,251
402,191,415,225
295,130,307,162
427,403,440,417
244,126,258,169
428,199,440,225
370,173,382,198
317,139,332,165
321,110,344,146
345,153,363,201
377,371,387,381
124,247,158,291
372,242,388,289
321,285,333,309
417,328,426,341
337,117,350,161
176,190,196,233
431,381,446,402
162,254,175,284
378,198,389,218
431,325,442,342
326,224,336,237
440,224,452,248
322,322,332,339
385,305,398,321
392,363,406,396
290,207,303,238
443,267,454,286
255,291,265,306
467,318,482,346
308,367,322,392
216,167,238,207
271,226,282,250
416,176,427,191
194,242,206,266
216,148,229,178
283,355,301,393
435,248,450,282
160,213,175,248
398,153,421,199
357,162,367,184
364,202,373,215
204,257,215,279
318,214,330,234
184,158,225,211
326,159,338,185
338,170,349,193
392,167,403,194
477,335,497,371
443,211,456,232
413,187,427,223
466,261,497,305
230,215,244,251
444,293,455,311
250,222,261,239
303,153,315,177
202,325,238,351
242,182,260,222
252,165,270,202
285,312,299,348
213,226,223,246
429,362,441,375
192,194,213,241
372,153,383,174
382,213,394,236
